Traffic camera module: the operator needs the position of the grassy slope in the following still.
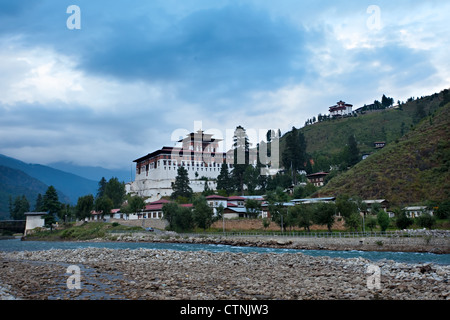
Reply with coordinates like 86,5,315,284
25,221,143,241
281,90,448,166
318,101,450,206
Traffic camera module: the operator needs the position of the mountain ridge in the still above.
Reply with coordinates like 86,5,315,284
0,154,98,206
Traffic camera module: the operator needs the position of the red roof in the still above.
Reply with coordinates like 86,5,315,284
227,196,245,201
144,199,193,211
306,171,329,177
227,202,237,207
144,204,163,211
206,195,228,200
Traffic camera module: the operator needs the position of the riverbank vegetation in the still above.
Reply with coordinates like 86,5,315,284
24,221,142,241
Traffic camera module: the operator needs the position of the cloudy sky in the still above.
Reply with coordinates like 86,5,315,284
0,0,449,170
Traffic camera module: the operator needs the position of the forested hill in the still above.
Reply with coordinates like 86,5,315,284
286,89,450,173
0,165,69,220
0,154,97,208
318,99,450,206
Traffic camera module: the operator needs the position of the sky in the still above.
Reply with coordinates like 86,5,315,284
0,0,449,170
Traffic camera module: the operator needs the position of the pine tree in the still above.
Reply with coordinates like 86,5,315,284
347,135,360,167
217,163,232,195
42,186,61,230
232,125,250,193
42,186,61,216
34,193,44,212
281,127,307,183
171,166,193,200
10,195,30,220
97,177,107,198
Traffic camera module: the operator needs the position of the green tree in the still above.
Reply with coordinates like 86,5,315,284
395,209,413,230
416,212,436,229
232,125,250,193
162,202,181,231
162,202,194,232
243,165,259,194
75,194,94,220
171,166,193,200
104,177,126,208
217,163,233,195
42,186,62,229
286,205,300,231
97,177,107,198
262,217,270,230
60,203,75,222
434,201,450,219
365,215,378,231
297,205,314,232
10,195,30,220
94,196,113,219
346,135,360,167
192,196,215,230
313,202,336,232
413,103,426,124
303,183,317,196
381,94,394,108
377,210,390,232
42,186,61,215
282,127,307,184
345,212,361,232
245,199,261,218
34,193,44,212
121,195,145,215
335,195,358,218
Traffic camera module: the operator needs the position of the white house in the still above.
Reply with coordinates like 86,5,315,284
24,212,46,234
403,206,433,218
206,195,228,215
329,100,353,117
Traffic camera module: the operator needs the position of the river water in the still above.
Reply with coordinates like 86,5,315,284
1,238,449,265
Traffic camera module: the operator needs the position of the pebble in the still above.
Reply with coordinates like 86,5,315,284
0,247,449,300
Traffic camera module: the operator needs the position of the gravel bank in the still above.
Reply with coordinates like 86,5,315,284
107,231,450,254
1,247,449,300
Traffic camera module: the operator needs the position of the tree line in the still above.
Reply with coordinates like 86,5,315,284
9,177,131,227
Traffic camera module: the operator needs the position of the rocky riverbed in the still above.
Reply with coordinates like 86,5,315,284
1,247,449,300
106,231,450,254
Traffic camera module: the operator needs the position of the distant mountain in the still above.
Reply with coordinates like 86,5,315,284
0,154,98,205
0,165,70,220
319,99,450,206
47,161,134,183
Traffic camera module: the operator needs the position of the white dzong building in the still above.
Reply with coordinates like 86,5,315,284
127,130,242,202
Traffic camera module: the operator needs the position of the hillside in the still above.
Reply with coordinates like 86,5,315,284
281,89,449,171
0,165,70,220
0,154,98,206
318,100,450,206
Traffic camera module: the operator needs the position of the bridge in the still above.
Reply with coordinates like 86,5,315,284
0,220,26,235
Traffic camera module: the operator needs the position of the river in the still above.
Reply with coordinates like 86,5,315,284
1,238,449,265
